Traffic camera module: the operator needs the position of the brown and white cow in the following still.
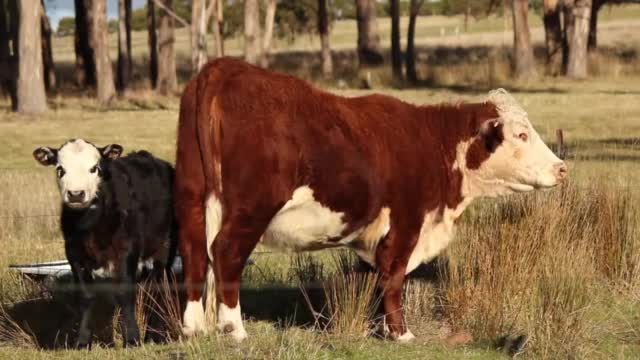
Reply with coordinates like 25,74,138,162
175,58,567,342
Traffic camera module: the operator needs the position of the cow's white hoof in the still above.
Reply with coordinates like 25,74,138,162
218,322,248,342
230,327,248,343
182,299,207,337
395,330,416,342
217,302,247,342
182,325,206,337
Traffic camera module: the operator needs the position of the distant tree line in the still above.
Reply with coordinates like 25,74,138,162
1,0,638,114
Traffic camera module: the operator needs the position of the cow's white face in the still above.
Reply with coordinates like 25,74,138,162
466,89,567,195
33,139,123,209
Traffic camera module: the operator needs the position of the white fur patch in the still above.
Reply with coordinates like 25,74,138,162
262,186,349,251
352,207,391,266
204,195,222,326
217,302,247,342
406,199,471,274
56,139,102,205
182,298,207,337
205,195,223,261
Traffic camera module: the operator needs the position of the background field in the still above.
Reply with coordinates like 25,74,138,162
1,5,640,359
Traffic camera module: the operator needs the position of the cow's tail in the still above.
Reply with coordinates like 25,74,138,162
195,66,224,328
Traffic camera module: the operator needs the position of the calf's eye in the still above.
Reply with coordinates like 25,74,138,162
56,167,65,178
518,133,528,142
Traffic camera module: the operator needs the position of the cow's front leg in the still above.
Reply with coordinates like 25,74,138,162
115,250,141,347
375,224,420,342
71,261,96,349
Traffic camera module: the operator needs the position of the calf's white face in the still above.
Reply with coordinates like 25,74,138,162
471,89,567,194
33,139,123,209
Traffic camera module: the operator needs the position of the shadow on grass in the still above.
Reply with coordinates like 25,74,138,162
3,258,447,350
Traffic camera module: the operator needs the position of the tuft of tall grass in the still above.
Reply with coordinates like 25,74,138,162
112,273,182,346
321,270,380,338
438,181,639,357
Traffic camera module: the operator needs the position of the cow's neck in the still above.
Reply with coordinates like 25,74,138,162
418,102,507,202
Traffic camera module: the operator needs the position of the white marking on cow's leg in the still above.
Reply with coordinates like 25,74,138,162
204,195,222,327
395,330,416,342
217,302,247,342
204,265,216,327
182,298,207,336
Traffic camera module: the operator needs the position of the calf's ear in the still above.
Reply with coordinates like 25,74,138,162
33,147,58,166
100,144,123,160
476,118,504,152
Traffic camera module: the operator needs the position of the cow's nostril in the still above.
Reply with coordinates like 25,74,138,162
556,162,568,180
67,190,86,203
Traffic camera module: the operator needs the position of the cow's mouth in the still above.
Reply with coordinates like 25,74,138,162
505,182,535,192
65,201,91,209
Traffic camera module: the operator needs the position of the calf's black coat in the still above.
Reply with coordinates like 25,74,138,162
61,151,177,348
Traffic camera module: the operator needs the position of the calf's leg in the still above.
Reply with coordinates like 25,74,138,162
71,262,96,349
115,251,141,347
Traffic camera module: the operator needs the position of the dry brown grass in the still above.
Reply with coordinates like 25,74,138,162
111,273,182,347
439,181,640,358
0,304,38,348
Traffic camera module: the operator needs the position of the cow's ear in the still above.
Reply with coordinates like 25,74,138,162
100,144,123,160
33,147,58,166
476,118,504,152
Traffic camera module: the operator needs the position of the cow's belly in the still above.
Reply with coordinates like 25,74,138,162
262,186,362,251
261,187,389,263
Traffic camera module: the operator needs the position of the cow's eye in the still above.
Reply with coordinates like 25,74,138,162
90,165,100,174
518,133,528,142
56,167,65,178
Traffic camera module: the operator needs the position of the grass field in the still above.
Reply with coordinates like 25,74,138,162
1,5,640,360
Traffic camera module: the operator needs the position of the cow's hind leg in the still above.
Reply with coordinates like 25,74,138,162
212,208,276,342
176,194,208,336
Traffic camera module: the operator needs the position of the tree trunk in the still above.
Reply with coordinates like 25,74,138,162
356,0,383,66
191,0,207,72
1,0,18,110
260,0,277,68
543,0,562,75
406,0,424,84
390,0,402,80
562,0,575,73
74,0,95,87
588,0,604,51
157,0,177,95
244,0,261,65
17,0,47,113
512,0,537,79
317,0,333,79
91,0,116,104
210,0,224,57
566,0,591,78
41,0,55,92
147,0,158,88
464,1,470,32
117,0,132,92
